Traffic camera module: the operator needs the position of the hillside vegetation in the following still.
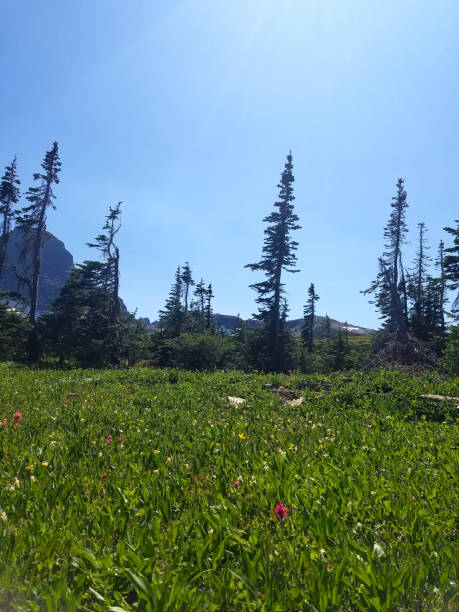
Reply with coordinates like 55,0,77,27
0,364,457,611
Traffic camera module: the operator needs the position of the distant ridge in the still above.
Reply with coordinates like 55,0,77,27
145,313,376,338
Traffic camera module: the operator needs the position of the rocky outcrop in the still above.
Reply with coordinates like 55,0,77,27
0,228,74,313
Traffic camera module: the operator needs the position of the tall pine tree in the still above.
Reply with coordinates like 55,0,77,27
0,156,20,279
87,202,122,325
443,219,459,316
245,152,301,371
16,142,61,324
364,178,409,339
302,283,319,352
159,266,183,337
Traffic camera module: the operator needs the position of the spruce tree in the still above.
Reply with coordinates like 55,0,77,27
87,202,122,324
181,262,194,315
194,278,207,332
364,178,409,339
0,156,20,279
205,283,214,330
159,267,183,337
435,241,447,332
443,219,459,315
324,313,331,339
302,283,319,352
409,222,431,339
16,142,61,324
245,152,301,371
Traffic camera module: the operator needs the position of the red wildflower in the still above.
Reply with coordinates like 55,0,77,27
100,490,106,497
274,503,290,522
107,435,113,444
102,473,108,479
117,435,123,443
1,420,7,426
233,480,240,488
13,412,23,421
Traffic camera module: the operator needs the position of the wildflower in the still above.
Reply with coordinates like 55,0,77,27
1,512,6,521
42,461,49,467
14,478,20,487
31,475,36,482
238,433,246,439
320,548,327,558
370,490,376,496
13,412,23,421
50,440,56,446
1,420,7,426
107,435,113,444
208,528,214,536
102,473,108,479
80,418,85,423
278,449,286,457
154,449,160,455
274,503,290,522
233,480,240,488
26,464,34,471
373,542,385,558
100,490,106,498
117,435,123,443
315,499,321,505
98,451,102,457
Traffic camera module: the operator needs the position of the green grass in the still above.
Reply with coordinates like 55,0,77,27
0,363,457,611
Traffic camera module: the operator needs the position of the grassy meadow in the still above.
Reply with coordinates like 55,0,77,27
0,363,458,611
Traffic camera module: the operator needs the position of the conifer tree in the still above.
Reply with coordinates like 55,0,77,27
409,222,431,339
16,142,61,324
181,262,194,315
333,326,347,370
205,283,214,330
435,241,447,332
0,156,20,279
324,313,331,339
194,278,207,332
364,178,409,339
245,152,301,371
443,219,459,315
302,283,319,352
159,266,183,337
87,202,122,324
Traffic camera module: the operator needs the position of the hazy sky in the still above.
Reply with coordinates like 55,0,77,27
1,0,458,328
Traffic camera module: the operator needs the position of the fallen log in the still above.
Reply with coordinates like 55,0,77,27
420,394,459,403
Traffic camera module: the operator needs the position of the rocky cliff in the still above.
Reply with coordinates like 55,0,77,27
0,228,74,313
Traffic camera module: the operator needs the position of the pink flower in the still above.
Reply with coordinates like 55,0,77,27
102,473,108,479
100,490,106,498
14,423,21,429
274,503,290,522
233,480,240,488
1,420,7,426
13,412,23,421
107,435,113,444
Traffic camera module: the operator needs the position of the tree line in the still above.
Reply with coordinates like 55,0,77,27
0,144,458,372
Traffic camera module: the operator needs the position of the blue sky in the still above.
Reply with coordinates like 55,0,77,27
1,0,458,328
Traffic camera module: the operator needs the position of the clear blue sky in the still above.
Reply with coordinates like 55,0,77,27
1,0,458,328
